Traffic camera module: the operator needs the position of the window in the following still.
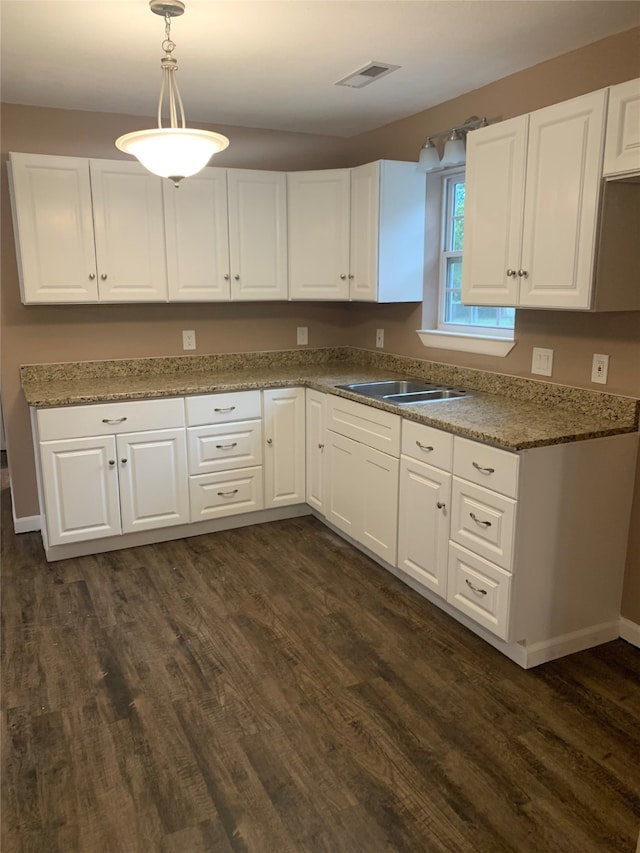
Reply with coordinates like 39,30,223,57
438,170,515,337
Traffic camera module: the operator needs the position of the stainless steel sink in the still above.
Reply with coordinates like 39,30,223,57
336,379,472,404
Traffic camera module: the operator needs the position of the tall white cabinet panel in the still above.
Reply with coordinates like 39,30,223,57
263,388,306,508
227,170,288,300
603,77,640,177
305,389,326,514
519,91,607,309
40,436,121,546
89,159,168,302
462,117,528,306
287,169,351,299
325,431,359,538
349,162,379,302
360,445,399,564
8,153,99,303
163,167,231,301
116,428,189,533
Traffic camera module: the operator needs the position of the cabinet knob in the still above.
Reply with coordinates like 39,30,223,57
223,274,230,280
518,269,528,278
234,274,240,281
436,501,446,510
318,443,325,450
120,458,128,465
266,438,273,445
506,268,517,277
340,274,347,280
348,274,354,279
101,273,108,280
108,459,115,466
89,273,96,280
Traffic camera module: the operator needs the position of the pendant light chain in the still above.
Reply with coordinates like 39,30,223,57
158,12,185,129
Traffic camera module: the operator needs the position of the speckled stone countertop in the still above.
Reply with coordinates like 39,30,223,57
20,347,639,451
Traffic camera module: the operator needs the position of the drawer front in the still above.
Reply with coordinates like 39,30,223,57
185,390,261,426
189,466,264,521
453,436,519,498
37,398,185,441
328,395,400,456
401,420,453,470
447,543,512,640
451,478,516,571
187,420,262,475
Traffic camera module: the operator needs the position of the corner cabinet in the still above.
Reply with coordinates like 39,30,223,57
263,388,306,508
9,153,168,304
603,77,640,177
288,160,425,302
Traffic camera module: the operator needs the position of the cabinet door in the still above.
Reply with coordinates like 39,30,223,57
398,456,451,598
90,159,168,302
40,435,121,545
287,170,350,299
305,389,326,514
263,388,306,508
603,77,640,177
163,167,231,301
349,161,379,301
360,445,399,565
228,170,288,300
325,431,360,539
9,153,98,303
116,428,189,533
461,116,527,306
519,90,607,309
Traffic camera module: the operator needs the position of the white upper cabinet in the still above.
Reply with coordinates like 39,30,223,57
288,169,351,300
89,159,168,302
463,90,608,310
8,153,99,303
227,169,288,301
163,167,231,301
603,77,640,177
288,161,425,302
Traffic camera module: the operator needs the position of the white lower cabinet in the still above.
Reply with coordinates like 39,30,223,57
326,396,400,564
36,398,187,546
305,389,326,514
263,387,306,508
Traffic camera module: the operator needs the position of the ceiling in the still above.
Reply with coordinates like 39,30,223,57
1,1,639,137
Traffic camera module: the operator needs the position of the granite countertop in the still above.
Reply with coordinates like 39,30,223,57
20,349,639,452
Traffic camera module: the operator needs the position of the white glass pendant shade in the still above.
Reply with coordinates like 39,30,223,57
115,127,230,183
417,138,441,173
441,131,466,167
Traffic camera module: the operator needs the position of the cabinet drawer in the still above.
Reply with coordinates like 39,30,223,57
401,420,453,470
37,398,185,441
189,466,264,521
185,390,261,426
328,395,400,456
451,478,516,571
187,420,262,475
447,543,512,641
453,436,519,498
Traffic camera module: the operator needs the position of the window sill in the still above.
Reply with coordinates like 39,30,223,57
417,329,516,357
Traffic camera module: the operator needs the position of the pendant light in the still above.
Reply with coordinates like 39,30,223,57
116,0,229,186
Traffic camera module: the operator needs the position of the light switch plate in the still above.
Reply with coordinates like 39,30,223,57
376,329,384,348
531,346,553,376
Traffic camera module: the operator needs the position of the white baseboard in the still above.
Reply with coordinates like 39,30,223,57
619,617,640,648
518,622,621,668
13,513,41,534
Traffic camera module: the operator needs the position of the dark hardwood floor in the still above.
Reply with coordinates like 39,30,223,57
2,453,640,852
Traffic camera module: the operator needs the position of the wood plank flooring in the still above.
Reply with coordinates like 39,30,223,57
2,455,640,852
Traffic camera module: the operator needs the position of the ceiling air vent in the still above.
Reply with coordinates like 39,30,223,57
335,61,401,89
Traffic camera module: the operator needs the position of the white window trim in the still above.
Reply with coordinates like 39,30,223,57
420,167,516,357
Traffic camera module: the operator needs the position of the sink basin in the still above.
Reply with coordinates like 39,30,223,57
336,379,441,397
336,379,472,404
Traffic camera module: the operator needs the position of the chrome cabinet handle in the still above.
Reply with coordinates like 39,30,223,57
348,274,354,279
214,406,236,413
216,442,238,449
472,461,495,474
470,512,491,528
89,273,96,280
108,459,115,466
217,489,238,497
266,438,273,445
436,501,446,510
102,417,127,425
234,274,240,280
518,269,528,278
506,268,517,277
318,443,325,450
416,441,434,452
340,273,347,280
223,273,230,280
101,273,108,280
465,579,487,596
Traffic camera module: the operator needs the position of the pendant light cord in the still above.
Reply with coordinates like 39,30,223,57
157,13,186,129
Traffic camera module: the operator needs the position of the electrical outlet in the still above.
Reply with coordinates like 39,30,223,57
376,329,384,348
531,347,553,377
591,353,609,384
182,330,196,351
297,326,308,346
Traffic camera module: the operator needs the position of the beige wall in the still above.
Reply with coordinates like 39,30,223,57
2,28,640,620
